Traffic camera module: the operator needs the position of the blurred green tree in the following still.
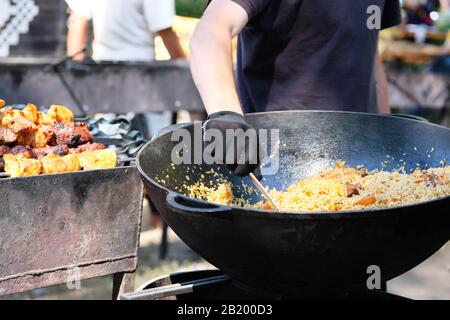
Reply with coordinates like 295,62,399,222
176,0,208,18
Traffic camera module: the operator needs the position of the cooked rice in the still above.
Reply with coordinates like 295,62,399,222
187,162,450,212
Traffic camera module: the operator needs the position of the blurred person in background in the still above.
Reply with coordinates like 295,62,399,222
66,0,186,228
65,0,186,140
66,0,185,63
403,0,439,25
441,0,450,12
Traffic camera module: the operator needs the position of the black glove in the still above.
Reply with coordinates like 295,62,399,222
203,111,262,178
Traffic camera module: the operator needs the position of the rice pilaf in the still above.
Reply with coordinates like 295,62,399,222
187,161,450,212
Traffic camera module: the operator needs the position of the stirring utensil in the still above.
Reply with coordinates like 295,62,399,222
248,173,280,211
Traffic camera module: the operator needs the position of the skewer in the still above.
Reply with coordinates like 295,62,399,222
248,173,280,211
121,275,230,300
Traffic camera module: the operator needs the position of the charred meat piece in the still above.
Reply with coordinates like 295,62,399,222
2,111,54,147
357,167,369,177
7,116,36,133
0,126,17,144
1,105,40,125
34,145,69,159
73,123,93,145
10,145,37,159
1,145,11,171
32,125,56,148
0,145,10,171
54,144,70,157
70,142,106,154
0,145,11,157
6,116,38,146
35,142,105,159
346,182,361,198
52,122,92,147
422,173,440,187
33,146,56,159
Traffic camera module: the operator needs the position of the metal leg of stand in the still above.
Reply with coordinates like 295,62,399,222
160,221,169,260
158,112,178,260
112,271,136,300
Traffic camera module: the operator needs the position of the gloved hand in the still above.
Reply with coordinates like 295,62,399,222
203,111,262,178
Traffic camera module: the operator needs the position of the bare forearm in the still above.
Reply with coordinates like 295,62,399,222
158,28,186,59
67,12,89,61
374,54,391,114
189,0,248,115
190,26,242,115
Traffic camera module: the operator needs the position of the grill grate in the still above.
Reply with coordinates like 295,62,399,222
84,115,147,165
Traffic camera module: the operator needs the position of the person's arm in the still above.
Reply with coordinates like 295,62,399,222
157,27,186,59
66,11,89,61
374,53,391,114
190,0,249,115
440,0,449,12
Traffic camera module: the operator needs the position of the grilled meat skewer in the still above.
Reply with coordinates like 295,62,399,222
34,142,105,159
0,127,17,144
1,102,118,178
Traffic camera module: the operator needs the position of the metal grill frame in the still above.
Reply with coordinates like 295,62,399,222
0,166,143,298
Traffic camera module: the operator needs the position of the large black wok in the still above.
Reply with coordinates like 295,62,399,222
137,111,450,295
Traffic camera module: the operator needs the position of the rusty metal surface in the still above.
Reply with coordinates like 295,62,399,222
3,258,137,297
0,60,203,114
0,166,143,296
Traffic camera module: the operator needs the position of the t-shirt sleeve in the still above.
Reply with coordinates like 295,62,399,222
65,0,94,20
230,0,271,20
381,0,401,29
143,0,176,33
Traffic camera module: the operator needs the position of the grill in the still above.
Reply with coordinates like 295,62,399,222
0,113,145,298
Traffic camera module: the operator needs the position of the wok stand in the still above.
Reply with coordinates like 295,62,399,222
121,270,400,300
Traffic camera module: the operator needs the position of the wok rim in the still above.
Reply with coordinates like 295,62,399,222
245,109,450,131
136,110,450,219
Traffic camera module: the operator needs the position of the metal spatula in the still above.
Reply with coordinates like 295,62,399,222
248,173,280,211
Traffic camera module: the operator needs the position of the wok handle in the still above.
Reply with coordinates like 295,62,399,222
166,193,233,216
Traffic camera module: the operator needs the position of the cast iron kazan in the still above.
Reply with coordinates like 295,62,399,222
137,111,450,295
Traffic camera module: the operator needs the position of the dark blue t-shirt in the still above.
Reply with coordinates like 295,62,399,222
232,0,401,113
